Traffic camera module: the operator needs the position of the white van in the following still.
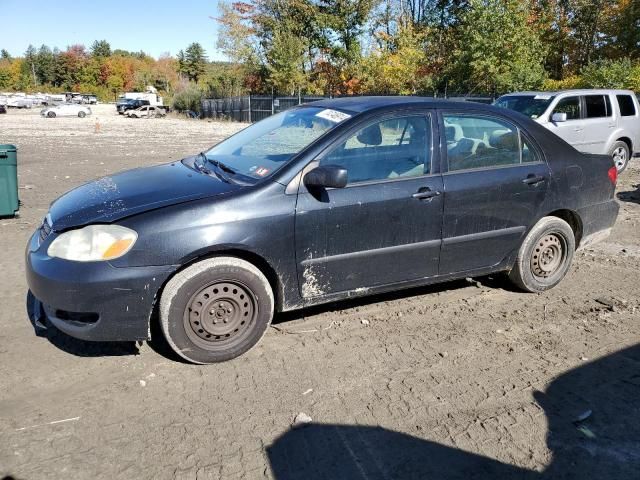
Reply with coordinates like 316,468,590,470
495,89,640,172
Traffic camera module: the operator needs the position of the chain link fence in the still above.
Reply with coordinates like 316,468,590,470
201,94,496,123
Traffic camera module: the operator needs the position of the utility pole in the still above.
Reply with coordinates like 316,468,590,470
31,62,37,87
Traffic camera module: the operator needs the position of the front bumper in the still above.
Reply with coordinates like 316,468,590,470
25,230,174,341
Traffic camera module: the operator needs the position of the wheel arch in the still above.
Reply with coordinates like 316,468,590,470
615,136,633,153
546,209,583,247
153,247,284,323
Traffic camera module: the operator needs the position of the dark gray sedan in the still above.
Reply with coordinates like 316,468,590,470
26,97,619,363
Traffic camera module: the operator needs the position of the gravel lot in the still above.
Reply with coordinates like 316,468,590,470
1,104,639,479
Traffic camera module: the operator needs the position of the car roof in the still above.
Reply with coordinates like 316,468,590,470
500,89,635,97
305,96,501,113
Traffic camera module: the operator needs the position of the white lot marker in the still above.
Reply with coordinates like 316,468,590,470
15,416,80,431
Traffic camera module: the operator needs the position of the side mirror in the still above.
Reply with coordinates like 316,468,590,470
551,112,567,123
303,165,348,189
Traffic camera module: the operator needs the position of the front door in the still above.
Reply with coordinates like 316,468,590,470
294,113,443,298
546,95,584,149
439,112,550,273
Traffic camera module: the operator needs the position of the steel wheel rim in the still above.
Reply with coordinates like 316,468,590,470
613,146,627,171
531,233,566,279
183,281,257,350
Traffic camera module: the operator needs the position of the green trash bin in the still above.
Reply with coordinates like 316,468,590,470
0,144,19,217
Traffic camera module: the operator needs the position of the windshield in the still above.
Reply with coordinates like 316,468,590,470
494,95,556,119
203,106,351,180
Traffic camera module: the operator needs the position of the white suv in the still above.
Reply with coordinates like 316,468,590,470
495,89,640,172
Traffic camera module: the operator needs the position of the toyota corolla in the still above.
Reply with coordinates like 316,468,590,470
26,97,619,363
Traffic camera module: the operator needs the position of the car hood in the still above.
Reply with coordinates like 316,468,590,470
49,159,244,231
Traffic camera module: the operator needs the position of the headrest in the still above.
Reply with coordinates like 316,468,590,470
445,126,456,142
489,131,519,150
357,124,382,146
444,122,463,141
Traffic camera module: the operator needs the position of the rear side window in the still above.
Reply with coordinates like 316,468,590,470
617,95,637,116
553,97,580,120
584,95,610,118
443,115,537,172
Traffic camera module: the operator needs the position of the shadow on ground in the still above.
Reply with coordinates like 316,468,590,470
25,273,513,359
274,274,512,324
617,184,640,204
268,344,640,479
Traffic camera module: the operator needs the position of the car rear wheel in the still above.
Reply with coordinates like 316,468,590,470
160,257,274,364
508,216,575,293
610,141,629,173
78,111,86,118
47,111,56,118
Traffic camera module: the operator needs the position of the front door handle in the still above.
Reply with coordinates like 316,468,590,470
522,174,546,186
412,187,441,200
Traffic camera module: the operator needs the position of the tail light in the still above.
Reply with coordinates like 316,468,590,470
608,166,617,185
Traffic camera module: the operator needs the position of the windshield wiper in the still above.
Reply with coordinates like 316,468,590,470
208,158,237,175
195,152,230,182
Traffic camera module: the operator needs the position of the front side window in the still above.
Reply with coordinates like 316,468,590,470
320,115,430,184
584,95,609,118
617,95,637,116
553,97,581,120
444,115,536,172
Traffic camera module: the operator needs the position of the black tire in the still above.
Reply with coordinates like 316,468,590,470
78,111,86,118
160,257,274,364
508,216,575,293
47,111,56,118
610,140,630,173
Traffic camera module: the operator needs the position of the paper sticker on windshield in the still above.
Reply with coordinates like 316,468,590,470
255,167,270,177
534,94,552,100
316,109,351,123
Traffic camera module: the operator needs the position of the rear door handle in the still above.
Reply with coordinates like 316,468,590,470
522,175,546,185
412,187,441,200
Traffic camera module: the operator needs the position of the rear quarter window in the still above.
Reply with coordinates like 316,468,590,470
616,95,637,116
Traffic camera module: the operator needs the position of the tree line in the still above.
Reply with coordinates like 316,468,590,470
216,0,640,96
1,0,638,107
0,40,214,102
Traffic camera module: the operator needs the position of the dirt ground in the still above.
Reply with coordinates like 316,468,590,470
1,104,639,479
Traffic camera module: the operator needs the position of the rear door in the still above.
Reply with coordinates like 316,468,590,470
294,111,443,298
580,94,614,154
439,112,550,273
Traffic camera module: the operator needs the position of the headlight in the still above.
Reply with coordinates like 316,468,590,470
48,225,137,262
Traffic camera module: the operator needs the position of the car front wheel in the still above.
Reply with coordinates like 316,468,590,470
47,111,56,118
160,257,274,364
78,111,86,118
508,216,575,293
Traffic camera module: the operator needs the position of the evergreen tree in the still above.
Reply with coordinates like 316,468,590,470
184,43,207,82
91,40,112,58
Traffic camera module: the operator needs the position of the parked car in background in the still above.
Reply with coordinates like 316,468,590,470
117,99,150,114
40,103,92,118
495,89,640,173
26,97,619,363
7,96,33,109
44,94,66,106
83,94,98,104
126,105,166,118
